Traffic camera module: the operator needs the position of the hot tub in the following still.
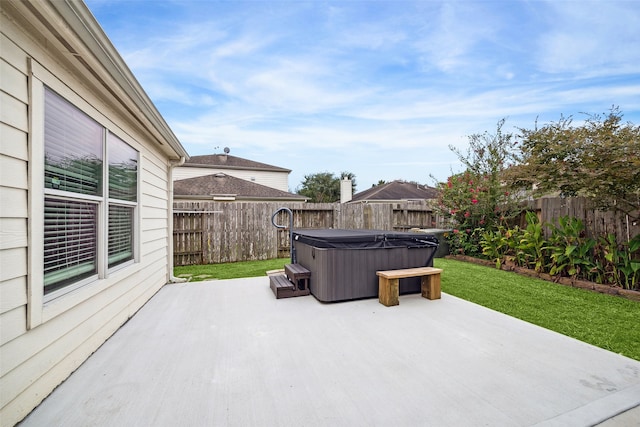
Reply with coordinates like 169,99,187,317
292,229,438,302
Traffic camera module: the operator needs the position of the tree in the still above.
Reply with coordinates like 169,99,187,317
506,108,640,219
297,171,357,203
435,119,523,255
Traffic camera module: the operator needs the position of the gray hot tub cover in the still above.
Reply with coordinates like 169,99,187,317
292,229,438,249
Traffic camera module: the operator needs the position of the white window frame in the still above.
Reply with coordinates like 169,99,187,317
28,59,142,328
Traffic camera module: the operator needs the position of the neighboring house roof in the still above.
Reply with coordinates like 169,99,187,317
174,173,307,202
184,154,290,173
350,180,439,203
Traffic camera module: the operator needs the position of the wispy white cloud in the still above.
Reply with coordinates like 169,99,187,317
414,2,498,73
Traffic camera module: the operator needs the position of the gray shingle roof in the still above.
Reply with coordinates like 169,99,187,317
174,173,306,201
350,180,438,202
184,154,291,173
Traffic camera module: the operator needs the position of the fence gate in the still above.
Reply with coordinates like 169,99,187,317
173,211,204,266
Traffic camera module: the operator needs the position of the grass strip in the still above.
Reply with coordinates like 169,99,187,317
434,258,640,361
174,258,289,281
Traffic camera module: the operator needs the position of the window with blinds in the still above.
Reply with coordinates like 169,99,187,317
44,199,98,294
108,205,134,267
44,89,103,195
108,134,137,267
43,87,139,296
108,133,137,202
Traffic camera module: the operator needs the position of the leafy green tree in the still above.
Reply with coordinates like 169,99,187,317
506,108,640,219
297,171,357,203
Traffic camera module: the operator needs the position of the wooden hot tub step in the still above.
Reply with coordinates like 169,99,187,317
269,273,310,299
284,263,311,291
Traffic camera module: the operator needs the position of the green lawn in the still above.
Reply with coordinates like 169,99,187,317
174,258,290,281
174,257,640,361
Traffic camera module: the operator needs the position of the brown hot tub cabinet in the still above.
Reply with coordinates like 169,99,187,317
292,229,438,302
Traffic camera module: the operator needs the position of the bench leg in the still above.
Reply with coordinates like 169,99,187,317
421,274,441,300
379,277,399,306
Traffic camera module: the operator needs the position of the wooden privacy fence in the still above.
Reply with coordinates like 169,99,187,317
173,201,441,266
526,197,639,244
173,197,639,266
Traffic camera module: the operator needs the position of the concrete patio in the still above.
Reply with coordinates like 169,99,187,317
21,277,640,426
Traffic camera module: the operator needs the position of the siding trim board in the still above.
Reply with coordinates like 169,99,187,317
27,58,45,329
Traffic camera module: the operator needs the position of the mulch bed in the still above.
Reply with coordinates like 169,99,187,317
445,255,640,302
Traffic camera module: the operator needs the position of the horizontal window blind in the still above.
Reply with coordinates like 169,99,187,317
44,198,98,294
108,133,137,202
44,88,103,196
108,204,134,267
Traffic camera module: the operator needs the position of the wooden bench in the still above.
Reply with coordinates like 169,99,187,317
376,267,443,307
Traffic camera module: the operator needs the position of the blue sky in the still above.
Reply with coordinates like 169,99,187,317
85,0,640,192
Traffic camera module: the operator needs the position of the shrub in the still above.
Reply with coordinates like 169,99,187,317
477,215,640,290
515,211,546,272
592,234,640,290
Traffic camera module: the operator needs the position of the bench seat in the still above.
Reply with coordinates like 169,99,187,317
376,267,443,307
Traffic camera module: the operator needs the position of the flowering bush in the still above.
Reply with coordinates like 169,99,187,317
439,171,497,228
436,170,520,256
434,119,523,257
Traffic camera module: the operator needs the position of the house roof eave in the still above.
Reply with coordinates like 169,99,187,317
182,163,291,173
28,0,188,160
